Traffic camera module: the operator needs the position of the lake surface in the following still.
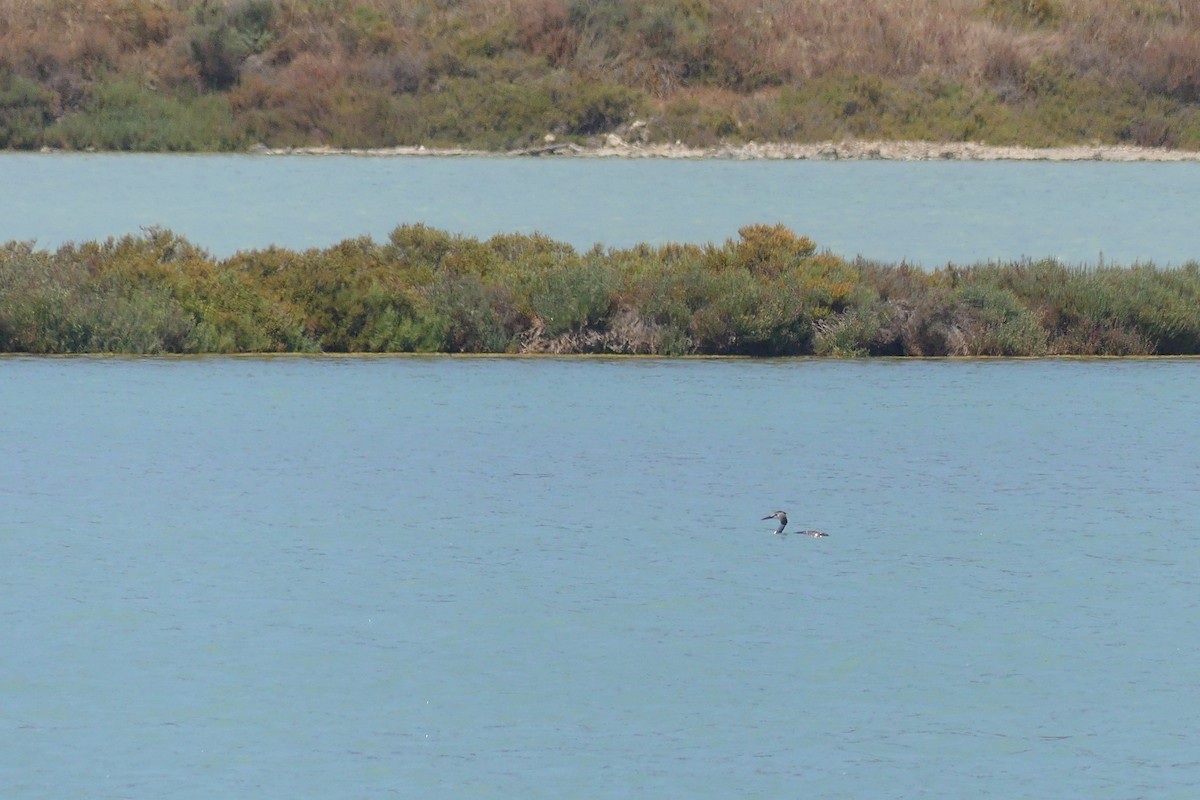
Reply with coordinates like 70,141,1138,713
3,357,1199,798
3,153,1200,265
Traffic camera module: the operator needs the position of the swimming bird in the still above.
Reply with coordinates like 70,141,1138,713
762,510,828,537
763,510,788,534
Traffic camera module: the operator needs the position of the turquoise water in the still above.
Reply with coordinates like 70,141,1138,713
3,154,1200,265
3,357,1199,797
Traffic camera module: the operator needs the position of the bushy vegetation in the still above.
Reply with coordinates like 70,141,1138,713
3,224,1199,356
1,0,1200,151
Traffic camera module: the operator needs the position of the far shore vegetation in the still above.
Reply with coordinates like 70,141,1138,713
2,0,1200,152
3,225,1200,357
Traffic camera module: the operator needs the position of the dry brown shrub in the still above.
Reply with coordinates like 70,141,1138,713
1047,0,1200,85
730,0,980,80
1047,324,1155,355
268,5,344,64
703,3,797,87
975,27,1025,85
113,0,179,50
518,307,664,354
358,48,430,93
146,43,203,90
1141,28,1200,100
280,52,353,93
512,0,576,65
230,52,352,137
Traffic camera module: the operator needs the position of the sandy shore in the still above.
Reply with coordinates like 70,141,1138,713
248,139,1200,161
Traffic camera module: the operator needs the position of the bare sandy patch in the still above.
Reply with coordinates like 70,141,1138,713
248,139,1200,162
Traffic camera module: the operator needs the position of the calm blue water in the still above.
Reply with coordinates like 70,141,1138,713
3,357,1199,798
3,153,1200,265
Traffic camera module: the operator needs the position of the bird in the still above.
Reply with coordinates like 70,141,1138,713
762,510,828,537
762,510,788,534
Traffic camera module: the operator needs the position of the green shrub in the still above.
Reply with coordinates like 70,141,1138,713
950,283,1049,356
812,283,903,357
0,72,56,148
424,272,517,352
188,0,276,90
555,80,642,135
4,225,1200,357
0,237,210,353
48,79,238,151
982,0,1063,28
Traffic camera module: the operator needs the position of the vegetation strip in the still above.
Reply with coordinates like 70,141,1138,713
3,1,1200,152
3,225,1199,357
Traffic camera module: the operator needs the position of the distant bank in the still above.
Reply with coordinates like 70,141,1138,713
6,1,1200,154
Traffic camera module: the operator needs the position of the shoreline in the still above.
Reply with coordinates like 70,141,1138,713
242,139,1200,162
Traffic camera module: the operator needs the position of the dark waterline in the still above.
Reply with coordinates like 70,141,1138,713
4,153,1200,265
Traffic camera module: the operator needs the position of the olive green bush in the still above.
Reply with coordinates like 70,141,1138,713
4,224,1199,356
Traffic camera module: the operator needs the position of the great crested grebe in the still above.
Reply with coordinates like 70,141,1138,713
762,510,828,537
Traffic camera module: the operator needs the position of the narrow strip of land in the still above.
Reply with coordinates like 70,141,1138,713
239,140,1200,162
4,224,1199,357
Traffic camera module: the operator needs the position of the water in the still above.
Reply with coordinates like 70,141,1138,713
3,153,1200,265
3,356,1199,798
